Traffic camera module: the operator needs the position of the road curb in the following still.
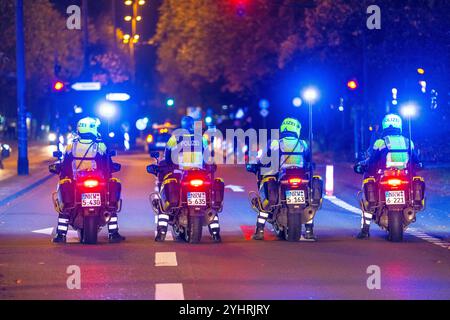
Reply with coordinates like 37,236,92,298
0,173,53,208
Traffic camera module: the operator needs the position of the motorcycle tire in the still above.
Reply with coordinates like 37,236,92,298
285,211,301,242
388,210,404,242
82,215,98,244
186,215,203,244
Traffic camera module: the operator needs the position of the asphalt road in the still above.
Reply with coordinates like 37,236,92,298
0,153,449,300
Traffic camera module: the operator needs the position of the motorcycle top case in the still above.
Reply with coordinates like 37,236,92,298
160,176,180,210
57,178,75,209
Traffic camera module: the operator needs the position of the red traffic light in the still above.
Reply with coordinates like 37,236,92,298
347,80,358,90
53,81,65,91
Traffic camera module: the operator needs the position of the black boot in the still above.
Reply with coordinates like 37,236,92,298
211,232,222,243
155,228,167,242
252,225,265,240
304,224,317,241
357,225,370,239
52,233,66,243
109,231,126,243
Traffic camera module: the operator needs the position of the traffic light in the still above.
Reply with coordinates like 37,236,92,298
53,80,65,92
347,80,358,90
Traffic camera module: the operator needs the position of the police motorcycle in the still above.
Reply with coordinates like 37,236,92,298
354,157,425,242
147,152,224,243
246,161,323,242
48,150,122,244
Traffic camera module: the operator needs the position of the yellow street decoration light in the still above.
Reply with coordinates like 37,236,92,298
138,0,146,5
124,16,132,21
136,16,142,21
124,0,132,5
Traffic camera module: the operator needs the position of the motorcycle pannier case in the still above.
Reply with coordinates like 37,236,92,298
108,178,122,208
311,176,323,207
212,178,225,207
259,177,278,210
57,178,75,209
363,177,378,210
412,177,425,208
161,177,180,210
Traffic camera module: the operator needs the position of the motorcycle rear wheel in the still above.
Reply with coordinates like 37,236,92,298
285,211,301,242
82,215,98,244
388,210,404,242
186,215,203,244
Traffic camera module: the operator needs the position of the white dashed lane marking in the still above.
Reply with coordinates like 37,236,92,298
155,252,178,267
325,195,450,250
155,283,185,300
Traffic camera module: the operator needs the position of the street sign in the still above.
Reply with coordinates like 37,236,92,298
71,82,101,91
106,93,130,101
260,109,269,118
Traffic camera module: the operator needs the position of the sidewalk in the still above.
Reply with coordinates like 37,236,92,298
0,142,55,205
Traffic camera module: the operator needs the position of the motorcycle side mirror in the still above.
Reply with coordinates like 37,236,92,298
146,164,159,176
1,144,11,159
108,150,117,157
53,151,63,159
111,162,121,173
150,151,160,159
246,164,258,174
48,163,62,175
353,163,365,175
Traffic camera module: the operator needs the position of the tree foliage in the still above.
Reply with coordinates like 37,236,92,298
153,0,449,105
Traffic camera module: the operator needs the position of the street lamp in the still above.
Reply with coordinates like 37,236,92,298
400,103,418,178
302,87,319,190
98,102,117,119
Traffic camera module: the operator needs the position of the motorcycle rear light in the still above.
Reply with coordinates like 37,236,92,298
381,178,407,187
190,179,204,187
83,179,99,188
289,178,302,185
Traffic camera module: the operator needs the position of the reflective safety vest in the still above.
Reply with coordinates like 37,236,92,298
373,135,413,169
65,139,106,174
263,137,308,175
166,134,208,170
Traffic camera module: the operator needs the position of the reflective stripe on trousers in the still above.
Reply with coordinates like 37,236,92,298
56,214,69,234
208,215,220,235
108,213,120,233
361,211,373,228
157,213,170,233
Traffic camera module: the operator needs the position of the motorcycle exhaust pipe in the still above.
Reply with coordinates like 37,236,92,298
302,206,316,223
403,207,416,224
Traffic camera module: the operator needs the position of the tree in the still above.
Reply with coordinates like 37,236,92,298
153,0,449,109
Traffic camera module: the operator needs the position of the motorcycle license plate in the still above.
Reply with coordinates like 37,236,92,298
187,192,206,206
81,193,101,207
286,190,306,204
385,190,405,205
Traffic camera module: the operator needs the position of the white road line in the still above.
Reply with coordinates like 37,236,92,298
225,185,245,192
325,195,450,250
155,283,184,300
155,252,178,267
324,195,361,214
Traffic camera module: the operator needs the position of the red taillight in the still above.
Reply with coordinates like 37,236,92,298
381,178,407,187
190,179,204,187
83,179,99,188
289,178,302,185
